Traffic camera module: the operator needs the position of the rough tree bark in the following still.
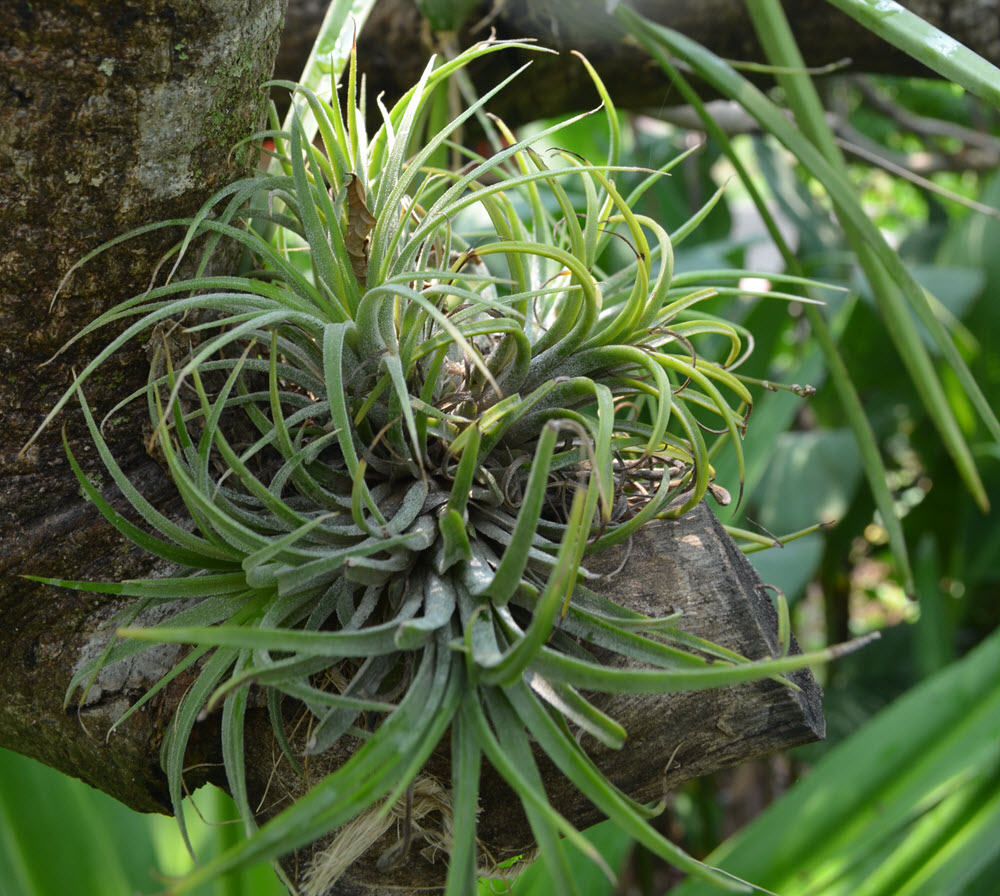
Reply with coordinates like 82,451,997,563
1,0,288,811
6,0,936,891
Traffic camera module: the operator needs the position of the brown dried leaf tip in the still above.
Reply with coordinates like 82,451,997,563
345,173,376,285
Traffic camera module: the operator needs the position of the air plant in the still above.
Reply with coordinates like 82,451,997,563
29,37,859,896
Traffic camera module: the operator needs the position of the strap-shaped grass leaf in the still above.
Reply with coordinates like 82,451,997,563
152,407,275,556
526,672,627,750
205,651,390,708
443,696,481,896
71,389,239,563
669,628,1000,896
396,568,460,649
161,645,243,856
673,181,730,248
305,653,406,755
480,423,560,604
476,688,610,896
543,601,725,671
532,632,875,694
824,0,1000,107
505,680,755,893
618,6,997,514
280,0,378,150
60,435,224,571
263,524,433,595
119,615,419,660
369,59,555,281
221,653,254,836
477,488,588,687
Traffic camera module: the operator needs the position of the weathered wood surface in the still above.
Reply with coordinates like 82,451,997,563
311,503,823,894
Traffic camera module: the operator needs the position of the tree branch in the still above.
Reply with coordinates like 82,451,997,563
272,0,1000,128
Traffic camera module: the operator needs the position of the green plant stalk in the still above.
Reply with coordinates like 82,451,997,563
804,286,914,586
616,6,995,514
747,0,997,577
616,11,914,591
822,0,1000,108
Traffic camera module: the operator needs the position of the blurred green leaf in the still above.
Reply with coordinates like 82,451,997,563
510,818,635,896
670,625,1000,896
852,265,983,356
746,534,826,604
0,749,156,896
755,430,865,534
0,750,285,896
416,0,480,32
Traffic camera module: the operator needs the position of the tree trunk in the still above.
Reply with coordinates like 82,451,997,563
1,0,287,811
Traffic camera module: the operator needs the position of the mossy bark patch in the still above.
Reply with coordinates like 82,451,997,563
0,0,287,812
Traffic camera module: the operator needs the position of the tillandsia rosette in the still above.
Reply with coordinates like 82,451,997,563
30,38,857,896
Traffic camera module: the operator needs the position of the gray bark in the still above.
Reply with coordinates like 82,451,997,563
1,0,288,811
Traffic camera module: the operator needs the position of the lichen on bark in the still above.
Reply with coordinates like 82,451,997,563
0,0,288,812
